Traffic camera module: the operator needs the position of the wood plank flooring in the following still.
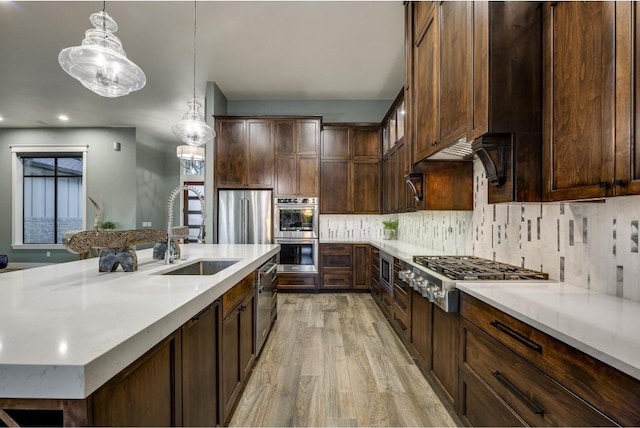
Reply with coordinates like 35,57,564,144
230,293,457,427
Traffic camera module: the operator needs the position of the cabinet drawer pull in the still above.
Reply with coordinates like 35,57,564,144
490,320,542,353
598,181,610,189
492,371,545,416
614,179,626,187
395,317,408,331
191,303,214,322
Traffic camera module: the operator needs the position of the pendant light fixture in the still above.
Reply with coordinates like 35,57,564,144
176,145,205,175
176,145,205,162
172,0,215,147
58,1,146,98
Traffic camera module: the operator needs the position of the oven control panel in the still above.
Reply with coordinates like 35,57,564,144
275,197,318,205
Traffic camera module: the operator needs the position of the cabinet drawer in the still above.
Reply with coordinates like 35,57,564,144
223,273,254,318
394,279,410,295
459,366,525,427
321,243,352,254
320,253,352,268
380,289,393,319
277,274,317,290
321,272,353,289
392,311,410,338
460,293,640,425
461,320,615,426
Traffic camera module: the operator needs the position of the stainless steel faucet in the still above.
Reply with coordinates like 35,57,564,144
166,185,206,264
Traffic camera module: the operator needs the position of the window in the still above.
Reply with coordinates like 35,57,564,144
11,146,87,249
183,159,205,176
182,182,205,243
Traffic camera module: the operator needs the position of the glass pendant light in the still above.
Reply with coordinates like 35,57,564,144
172,0,215,147
58,2,146,98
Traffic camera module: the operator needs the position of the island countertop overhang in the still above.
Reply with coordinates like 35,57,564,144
0,244,279,399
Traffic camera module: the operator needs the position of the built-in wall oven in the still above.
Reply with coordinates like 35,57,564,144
275,238,318,273
274,197,318,239
274,197,319,273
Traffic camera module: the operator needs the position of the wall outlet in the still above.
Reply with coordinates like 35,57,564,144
46,251,50,258
142,221,152,227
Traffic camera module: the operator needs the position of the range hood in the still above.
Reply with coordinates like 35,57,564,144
425,133,511,186
427,135,474,161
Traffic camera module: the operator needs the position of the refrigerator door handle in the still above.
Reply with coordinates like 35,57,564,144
244,197,250,244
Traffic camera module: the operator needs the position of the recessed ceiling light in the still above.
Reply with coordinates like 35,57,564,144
58,115,69,121
0,116,4,122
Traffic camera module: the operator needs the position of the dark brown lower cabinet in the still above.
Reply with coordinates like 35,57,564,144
181,302,220,427
379,285,393,320
460,292,640,426
353,244,371,290
90,333,181,427
460,320,615,426
409,290,432,374
320,243,353,290
221,279,255,425
431,306,459,405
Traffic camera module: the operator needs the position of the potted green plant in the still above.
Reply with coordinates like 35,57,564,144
382,218,399,240
99,221,116,230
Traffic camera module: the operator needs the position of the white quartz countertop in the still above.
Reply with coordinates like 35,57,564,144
457,281,640,381
0,244,279,399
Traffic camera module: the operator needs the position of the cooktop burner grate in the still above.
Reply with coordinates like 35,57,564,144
412,255,548,281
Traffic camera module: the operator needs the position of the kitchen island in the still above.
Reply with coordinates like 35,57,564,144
0,244,278,425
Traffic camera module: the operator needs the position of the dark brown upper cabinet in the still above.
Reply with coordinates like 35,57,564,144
614,2,640,196
439,1,472,147
411,8,440,162
410,2,472,162
543,2,616,201
274,117,321,197
320,124,381,214
407,2,543,204
214,118,274,189
470,2,543,203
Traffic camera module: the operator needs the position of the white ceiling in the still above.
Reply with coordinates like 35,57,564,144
0,1,404,147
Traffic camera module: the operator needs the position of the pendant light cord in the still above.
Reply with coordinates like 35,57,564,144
192,0,197,101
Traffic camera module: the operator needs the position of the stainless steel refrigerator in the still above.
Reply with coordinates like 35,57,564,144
217,190,273,244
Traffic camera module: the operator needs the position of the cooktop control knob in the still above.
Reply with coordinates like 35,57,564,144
432,289,446,301
403,271,414,283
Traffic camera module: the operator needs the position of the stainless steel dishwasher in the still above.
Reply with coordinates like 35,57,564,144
255,255,278,354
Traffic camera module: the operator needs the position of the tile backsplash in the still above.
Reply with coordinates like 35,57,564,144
471,159,640,302
320,158,640,302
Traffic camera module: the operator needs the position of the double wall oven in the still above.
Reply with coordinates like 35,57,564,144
274,197,319,273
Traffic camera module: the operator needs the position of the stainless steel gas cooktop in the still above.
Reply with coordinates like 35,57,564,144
412,255,549,281
398,255,549,312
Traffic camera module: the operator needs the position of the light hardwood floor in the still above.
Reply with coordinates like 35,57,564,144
230,293,457,427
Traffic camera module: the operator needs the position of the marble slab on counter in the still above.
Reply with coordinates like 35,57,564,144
457,281,640,380
0,244,279,399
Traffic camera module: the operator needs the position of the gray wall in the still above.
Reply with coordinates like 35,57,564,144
0,127,172,264
227,99,393,123
136,130,180,247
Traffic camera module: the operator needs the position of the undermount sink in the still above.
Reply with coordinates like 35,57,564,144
161,260,239,276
